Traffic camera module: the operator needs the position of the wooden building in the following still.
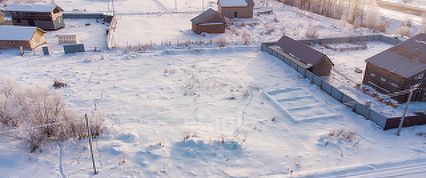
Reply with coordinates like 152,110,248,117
275,35,334,76
217,0,254,19
191,8,226,34
5,3,65,30
0,25,46,49
363,33,426,102
0,12,4,24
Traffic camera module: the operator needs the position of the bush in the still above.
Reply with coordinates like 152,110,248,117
395,23,412,37
305,23,319,39
0,80,102,152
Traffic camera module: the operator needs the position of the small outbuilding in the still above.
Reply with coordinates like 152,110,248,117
217,0,254,19
191,8,226,34
0,25,46,49
275,35,334,76
5,3,65,30
363,33,426,102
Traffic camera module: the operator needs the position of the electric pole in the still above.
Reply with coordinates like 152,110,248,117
396,84,418,136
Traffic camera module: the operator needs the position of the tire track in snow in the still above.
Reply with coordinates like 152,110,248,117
150,0,169,12
57,142,68,178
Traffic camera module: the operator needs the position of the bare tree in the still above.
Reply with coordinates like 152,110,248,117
422,13,426,33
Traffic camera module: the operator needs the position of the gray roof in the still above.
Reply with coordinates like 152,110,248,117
218,0,254,7
277,35,333,67
191,8,225,25
5,3,63,13
0,25,43,41
366,33,426,79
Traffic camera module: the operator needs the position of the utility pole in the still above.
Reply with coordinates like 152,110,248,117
202,0,205,11
111,0,116,16
85,114,98,175
396,84,418,136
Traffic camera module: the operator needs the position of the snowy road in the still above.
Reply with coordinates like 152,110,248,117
290,158,426,178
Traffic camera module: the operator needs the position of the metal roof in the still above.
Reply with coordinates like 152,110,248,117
218,0,254,7
0,25,43,41
366,33,426,79
191,8,225,25
5,3,63,13
276,35,332,67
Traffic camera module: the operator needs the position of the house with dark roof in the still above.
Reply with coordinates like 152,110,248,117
0,25,46,49
191,8,226,34
363,33,426,102
217,0,254,19
275,35,334,76
5,3,65,30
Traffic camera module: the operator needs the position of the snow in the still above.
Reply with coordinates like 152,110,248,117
382,0,426,9
5,3,58,13
0,25,39,41
43,19,107,53
0,0,425,177
219,0,248,7
0,48,425,177
111,4,373,49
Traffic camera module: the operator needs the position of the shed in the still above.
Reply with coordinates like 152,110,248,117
363,33,426,102
276,35,334,76
217,0,254,19
5,3,65,30
191,8,226,34
0,25,46,49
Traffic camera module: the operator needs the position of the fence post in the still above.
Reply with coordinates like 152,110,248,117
85,114,98,175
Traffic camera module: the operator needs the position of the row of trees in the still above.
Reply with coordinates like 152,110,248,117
280,0,387,32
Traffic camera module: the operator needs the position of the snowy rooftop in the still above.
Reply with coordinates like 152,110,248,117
0,26,40,41
219,0,248,7
5,3,60,13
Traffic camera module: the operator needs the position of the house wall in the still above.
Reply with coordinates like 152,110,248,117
0,40,31,49
10,11,65,30
29,30,47,49
192,23,225,34
361,63,426,102
0,12,4,24
218,5,253,18
312,57,333,76
0,30,46,50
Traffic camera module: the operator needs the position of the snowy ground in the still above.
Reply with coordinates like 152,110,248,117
0,0,425,177
381,0,426,9
43,19,108,54
0,49,425,177
112,4,370,48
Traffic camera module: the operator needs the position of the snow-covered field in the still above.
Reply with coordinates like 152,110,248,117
0,49,425,177
0,0,425,177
